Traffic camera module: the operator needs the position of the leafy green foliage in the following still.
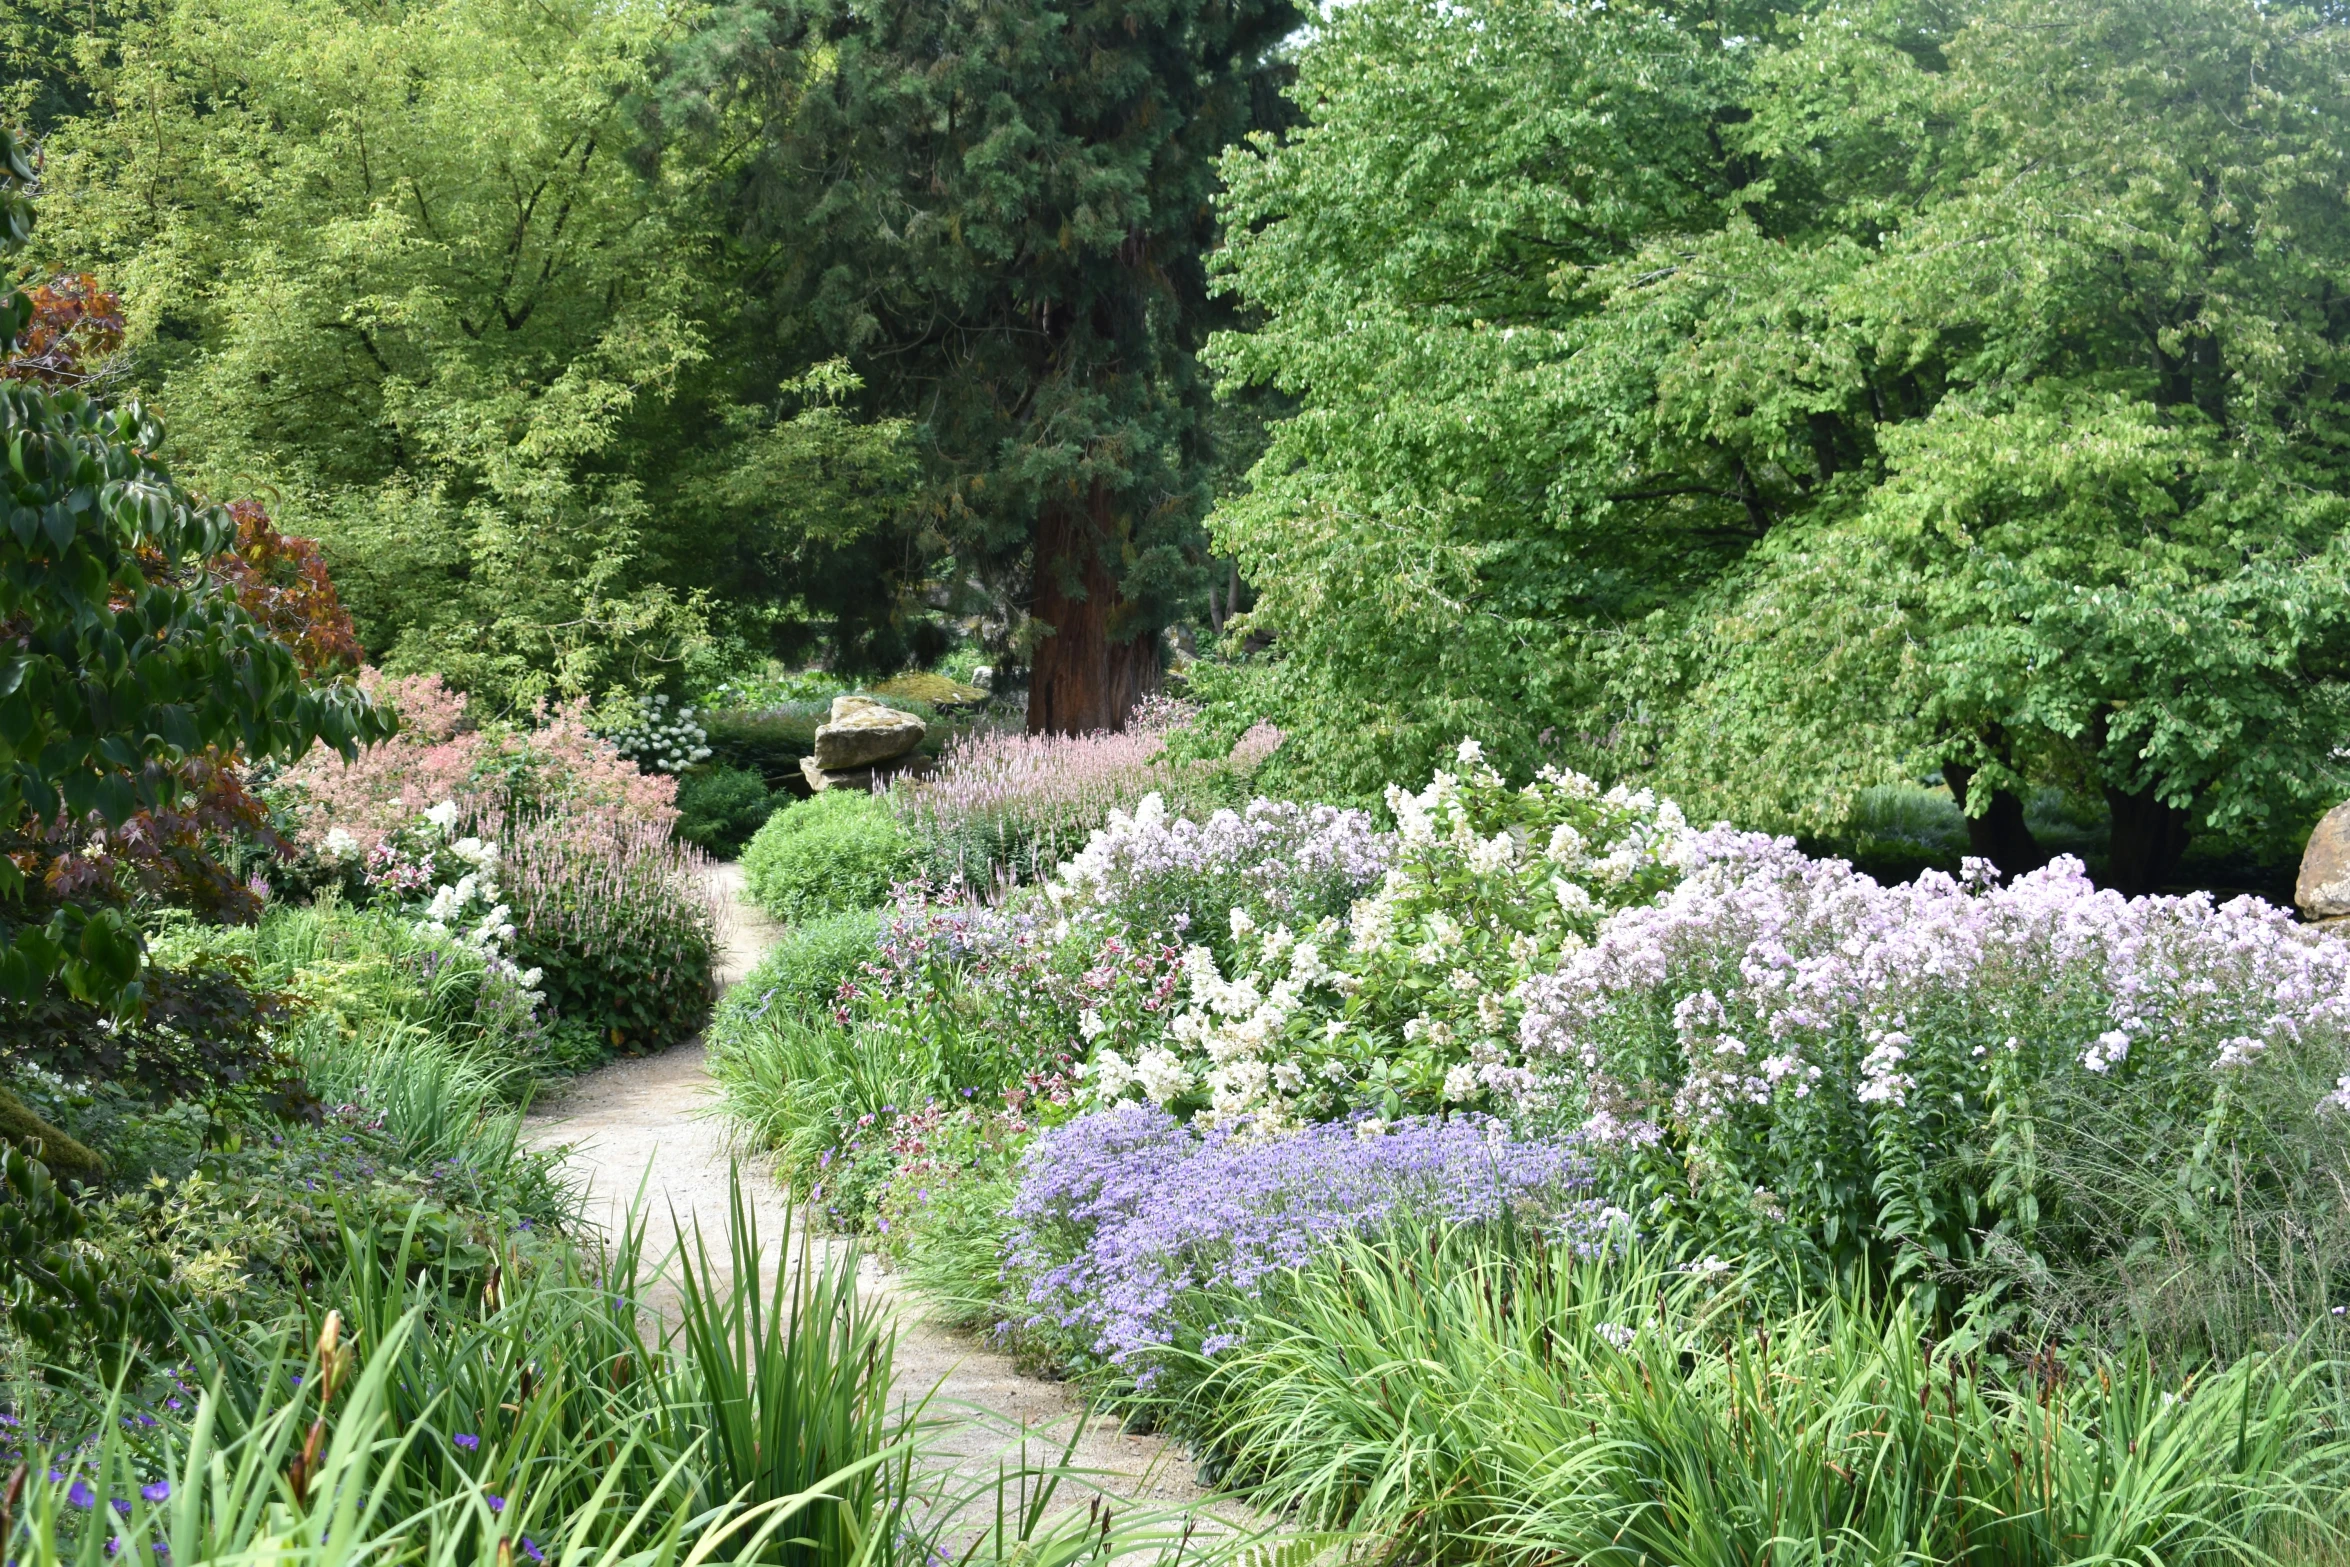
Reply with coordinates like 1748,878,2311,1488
0,125,387,1011
721,908,879,1020
0,1143,170,1379
28,0,916,709
676,764,779,857
742,792,912,922
1210,0,2350,889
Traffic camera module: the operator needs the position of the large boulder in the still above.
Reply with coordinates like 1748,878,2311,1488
2297,801,2350,921
812,695,925,772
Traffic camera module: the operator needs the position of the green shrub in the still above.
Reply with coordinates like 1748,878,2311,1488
677,764,780,856
743,791,912,921
720,909,879,1020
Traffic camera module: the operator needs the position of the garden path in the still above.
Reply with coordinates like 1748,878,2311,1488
521,864,1219,1506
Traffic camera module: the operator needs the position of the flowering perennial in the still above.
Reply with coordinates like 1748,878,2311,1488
1005,1103,1611,1375
1046,791,1391,944
1516,832,2350,1285
1079,744,1695,1127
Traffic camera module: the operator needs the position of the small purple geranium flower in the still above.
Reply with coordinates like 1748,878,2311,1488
452,1433,480,1452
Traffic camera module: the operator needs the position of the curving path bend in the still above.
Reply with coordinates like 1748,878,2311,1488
522,864,1219,1505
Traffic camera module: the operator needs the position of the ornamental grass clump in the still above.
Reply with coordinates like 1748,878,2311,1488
490,806,719,1056
1193,1223,2350,1566
1001,1102,1612,1383
1516,830,2350,1342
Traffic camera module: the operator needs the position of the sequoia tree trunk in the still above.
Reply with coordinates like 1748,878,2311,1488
2102,783,2192,897
1944,762,2049,881
1026,490,1160,735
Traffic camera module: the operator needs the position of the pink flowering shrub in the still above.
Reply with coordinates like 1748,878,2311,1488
1517,832,2350,1335
274,671,676,855
490,805,719,1058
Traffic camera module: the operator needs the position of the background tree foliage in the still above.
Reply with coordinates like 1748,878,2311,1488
658,0,1301,731
24,0,920,710
1210,0,2350,890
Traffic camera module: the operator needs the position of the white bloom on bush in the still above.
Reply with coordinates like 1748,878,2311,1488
1443,1062,1478,1102
1467,830,1518,876
2083,1029,2132,1075
1079,1008,1107,1041
1857,1035,1912,1106
2210,1034,2266,1070
320,826,359,863
1088,1049,1136,1097
1229,906,1257,941
424,799,461,833
2321,1073,2350,1115
1272,1061,1306,1093
1134,1047,1194,1105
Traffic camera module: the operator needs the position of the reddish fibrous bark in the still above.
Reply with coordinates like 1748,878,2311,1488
1026,491,1161,736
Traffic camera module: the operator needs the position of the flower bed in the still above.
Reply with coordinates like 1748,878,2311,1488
1002,1103,1610,1377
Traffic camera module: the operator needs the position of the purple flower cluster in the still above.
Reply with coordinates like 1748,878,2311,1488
1512,832,2350,1263
1521,832,2350,1108
1004,1103,1611,1373
1050,795,1393,939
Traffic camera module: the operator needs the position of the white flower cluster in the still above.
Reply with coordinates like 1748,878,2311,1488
1076,741,1697,1128
1087,912,1349,1131
604,693,712,774
412,803,543,1004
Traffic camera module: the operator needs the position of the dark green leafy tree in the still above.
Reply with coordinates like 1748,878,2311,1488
1212,0,2350,891
660,0,1302,731
0,125,386,1010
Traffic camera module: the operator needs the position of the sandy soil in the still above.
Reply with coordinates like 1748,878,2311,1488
522,863,1220,1505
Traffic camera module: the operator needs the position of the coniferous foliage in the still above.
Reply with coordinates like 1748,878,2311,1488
657,0,1303,732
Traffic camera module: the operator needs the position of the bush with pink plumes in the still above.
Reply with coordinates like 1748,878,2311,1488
271,671,676,861
486,805,720,1063
892,699,1286,888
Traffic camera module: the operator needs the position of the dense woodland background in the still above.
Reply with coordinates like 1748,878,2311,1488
10,0,2350,898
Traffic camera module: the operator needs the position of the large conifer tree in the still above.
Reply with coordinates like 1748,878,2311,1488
663,0,1299,732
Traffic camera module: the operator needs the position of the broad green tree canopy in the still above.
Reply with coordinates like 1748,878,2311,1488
1210,0,2350,890
28,0,918,708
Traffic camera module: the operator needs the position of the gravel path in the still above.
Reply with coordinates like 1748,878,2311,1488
522,865,1219,1506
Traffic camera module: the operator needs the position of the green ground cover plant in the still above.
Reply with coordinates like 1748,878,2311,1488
5,1177,1242,1567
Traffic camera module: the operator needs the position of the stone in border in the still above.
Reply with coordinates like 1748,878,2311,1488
2297,800,2350,925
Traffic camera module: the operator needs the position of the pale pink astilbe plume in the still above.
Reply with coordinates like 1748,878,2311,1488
278,671,677,854
892,700,1286,889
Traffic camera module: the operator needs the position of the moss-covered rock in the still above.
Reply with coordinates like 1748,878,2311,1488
0,1085,105,1184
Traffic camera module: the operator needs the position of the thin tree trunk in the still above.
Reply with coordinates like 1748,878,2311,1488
2102,783,2192,896
1026,489,1160,735
1944,762,2049,880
